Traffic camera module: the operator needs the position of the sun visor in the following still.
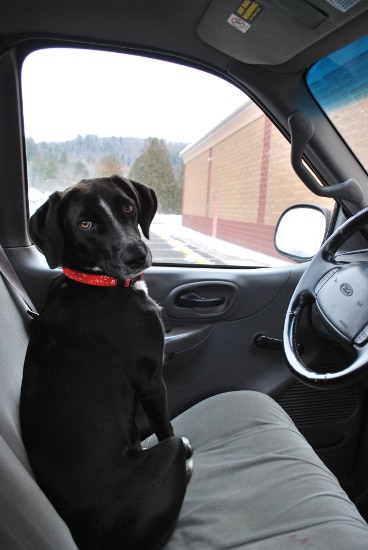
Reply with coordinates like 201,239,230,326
197,0,366,66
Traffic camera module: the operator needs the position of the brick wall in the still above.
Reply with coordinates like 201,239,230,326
181,102,335,258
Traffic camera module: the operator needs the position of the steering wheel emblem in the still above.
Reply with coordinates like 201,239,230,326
340,283,353,297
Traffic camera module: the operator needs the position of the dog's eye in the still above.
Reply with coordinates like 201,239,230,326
79,219,93,230
123,204,134,214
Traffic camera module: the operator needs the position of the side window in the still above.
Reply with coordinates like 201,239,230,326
22,48,333,267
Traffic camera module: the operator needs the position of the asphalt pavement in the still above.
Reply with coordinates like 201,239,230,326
148,216,289,267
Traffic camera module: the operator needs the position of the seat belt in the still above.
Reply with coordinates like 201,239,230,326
0,245,38,318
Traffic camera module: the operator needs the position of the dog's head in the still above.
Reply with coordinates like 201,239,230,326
29,175,157,279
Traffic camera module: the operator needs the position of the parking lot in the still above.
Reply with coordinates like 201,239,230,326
149,216,289,267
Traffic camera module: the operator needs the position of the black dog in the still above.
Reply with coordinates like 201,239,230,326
20,175,192,550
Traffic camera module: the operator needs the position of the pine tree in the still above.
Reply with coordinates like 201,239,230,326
129,137,182,213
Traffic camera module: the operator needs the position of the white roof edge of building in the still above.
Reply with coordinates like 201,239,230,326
180,99,262,161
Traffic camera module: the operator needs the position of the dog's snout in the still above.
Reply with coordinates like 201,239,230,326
124,244,147,269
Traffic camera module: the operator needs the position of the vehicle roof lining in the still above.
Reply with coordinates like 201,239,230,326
0,1,366,76
197,0,368,69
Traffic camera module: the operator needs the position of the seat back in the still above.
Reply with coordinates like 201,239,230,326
0,274,77,549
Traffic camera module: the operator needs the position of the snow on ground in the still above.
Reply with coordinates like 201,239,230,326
151,214,290,267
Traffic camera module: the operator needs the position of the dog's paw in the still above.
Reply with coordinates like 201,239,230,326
181,436,193,482
181,436,193,458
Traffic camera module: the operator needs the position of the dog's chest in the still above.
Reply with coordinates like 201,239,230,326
43,279,164,360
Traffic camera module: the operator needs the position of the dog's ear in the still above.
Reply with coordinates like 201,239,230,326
111,176,158,238
129,179,158,238
28,192,64,268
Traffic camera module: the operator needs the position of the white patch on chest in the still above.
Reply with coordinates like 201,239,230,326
133,279,148,294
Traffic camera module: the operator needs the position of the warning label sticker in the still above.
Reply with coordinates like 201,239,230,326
227,1,264,33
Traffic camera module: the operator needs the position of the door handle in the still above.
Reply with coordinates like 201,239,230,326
176,291,225,308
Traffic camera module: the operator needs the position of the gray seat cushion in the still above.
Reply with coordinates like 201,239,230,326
144,392,368,549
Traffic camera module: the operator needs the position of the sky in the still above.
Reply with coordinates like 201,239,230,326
21,48,246,145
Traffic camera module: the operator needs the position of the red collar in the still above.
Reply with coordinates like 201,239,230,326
62,267,143,288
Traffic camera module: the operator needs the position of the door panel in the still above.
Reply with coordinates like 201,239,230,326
136,263,306,436
165,324,213,354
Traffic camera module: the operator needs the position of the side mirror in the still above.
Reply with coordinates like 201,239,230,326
274,204,331,262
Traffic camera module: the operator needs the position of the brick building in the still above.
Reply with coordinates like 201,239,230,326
180,101,334,258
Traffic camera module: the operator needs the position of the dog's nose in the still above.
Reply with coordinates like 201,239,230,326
124,245,147,269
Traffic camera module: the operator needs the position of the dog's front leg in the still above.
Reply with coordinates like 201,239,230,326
140,377,174,441
140,373,194,480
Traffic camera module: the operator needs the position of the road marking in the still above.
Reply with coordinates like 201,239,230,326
151,228,212,265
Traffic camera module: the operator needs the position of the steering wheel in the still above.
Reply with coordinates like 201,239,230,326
283,206,368,387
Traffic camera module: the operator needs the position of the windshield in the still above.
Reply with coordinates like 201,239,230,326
307,35,368,173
